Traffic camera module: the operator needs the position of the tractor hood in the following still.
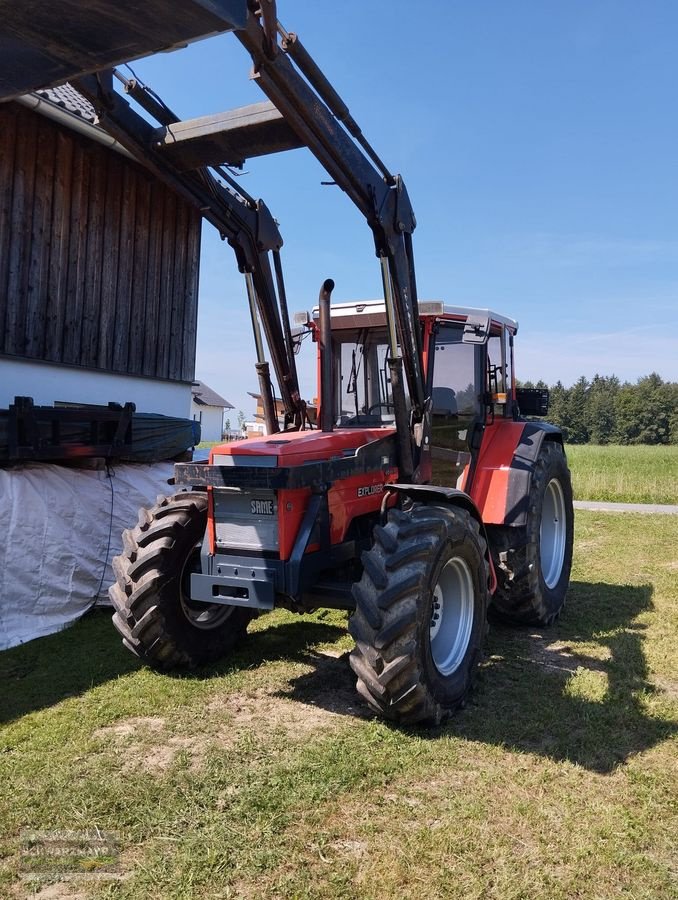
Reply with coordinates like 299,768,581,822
209,427,396,469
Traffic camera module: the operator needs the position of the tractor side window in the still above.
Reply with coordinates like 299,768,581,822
432,327,480,417
488,328,513,416
487,335,505,394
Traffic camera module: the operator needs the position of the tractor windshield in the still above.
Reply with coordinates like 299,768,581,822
334,328,396,426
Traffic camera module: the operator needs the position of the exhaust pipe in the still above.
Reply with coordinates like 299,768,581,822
318,278,335,432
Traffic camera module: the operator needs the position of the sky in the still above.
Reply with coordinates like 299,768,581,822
128,0,678,420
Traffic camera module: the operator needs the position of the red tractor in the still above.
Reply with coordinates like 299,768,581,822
111,291,573,725
45,2,575,724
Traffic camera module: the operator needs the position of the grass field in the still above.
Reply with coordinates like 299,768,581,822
565,444,678,505
1,510,677,899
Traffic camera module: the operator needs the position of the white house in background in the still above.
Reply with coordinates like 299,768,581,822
190,381,233,442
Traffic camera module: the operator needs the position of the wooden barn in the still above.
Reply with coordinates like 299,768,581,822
0,83,202,418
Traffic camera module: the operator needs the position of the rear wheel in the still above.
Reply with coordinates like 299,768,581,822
489,441,574,625
109,491,254,669
349,505,489,725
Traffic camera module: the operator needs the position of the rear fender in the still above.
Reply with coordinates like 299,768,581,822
471,421,563,527
386,483,497,594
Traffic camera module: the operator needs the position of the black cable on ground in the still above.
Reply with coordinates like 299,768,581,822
92,461,116,608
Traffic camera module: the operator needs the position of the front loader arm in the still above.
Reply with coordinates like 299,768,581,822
235,5,427,424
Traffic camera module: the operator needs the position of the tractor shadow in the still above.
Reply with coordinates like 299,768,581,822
4,582,675,774
0,608,140,724
0,608,348,725
279,580,678,773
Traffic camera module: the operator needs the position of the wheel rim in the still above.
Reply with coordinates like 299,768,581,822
429,556,475,676
540,478,567,589
179,547,234,630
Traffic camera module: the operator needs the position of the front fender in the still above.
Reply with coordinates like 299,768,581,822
471,421,564,527
387,483,482,524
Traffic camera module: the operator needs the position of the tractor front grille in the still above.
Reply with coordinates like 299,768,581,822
212,489,279,552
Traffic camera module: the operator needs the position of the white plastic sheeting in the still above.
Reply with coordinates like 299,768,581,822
0,462,176,650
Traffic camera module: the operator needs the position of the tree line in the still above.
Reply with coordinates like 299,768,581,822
518,373,678,444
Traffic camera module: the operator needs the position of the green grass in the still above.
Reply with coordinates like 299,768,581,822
1,512,677,899
566,444,678,504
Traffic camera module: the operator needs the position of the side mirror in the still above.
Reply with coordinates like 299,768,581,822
291,325,309,355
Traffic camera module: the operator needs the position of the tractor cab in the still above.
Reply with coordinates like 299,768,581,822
304,299,520,490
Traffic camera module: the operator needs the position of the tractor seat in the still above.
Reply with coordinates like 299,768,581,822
431,387,458,416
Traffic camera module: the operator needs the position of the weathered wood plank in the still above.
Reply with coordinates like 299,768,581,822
154,101,304,170
127,168,152,379
25,114,56,359
181,211,201,381
155,189,176,379
5,108,37,356
45,128,74,363
168,196,189,381
96,151,123,371
62,137,91,364
80,143,107,368
0,103,18,344
141,179,165,378
112,164,137,372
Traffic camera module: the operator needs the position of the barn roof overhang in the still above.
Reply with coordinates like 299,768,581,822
1,0,303,170
0,0,247,102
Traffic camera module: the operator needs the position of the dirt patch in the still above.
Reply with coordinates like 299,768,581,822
94,716,200,773
141,736,198,774
326,839,367,857
206,686,345,738
526,638,609,676
208,650,366,736
651,676,678,701
92,657,356,776
12,877,96,899
94,716,213,774
93,716,165,740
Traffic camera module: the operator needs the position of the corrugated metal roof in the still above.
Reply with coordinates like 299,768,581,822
191,381,233,409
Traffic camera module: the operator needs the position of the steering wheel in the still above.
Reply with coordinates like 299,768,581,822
366,403,393,415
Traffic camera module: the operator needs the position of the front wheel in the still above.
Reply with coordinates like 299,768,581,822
349,505,489,725
109,491,254,669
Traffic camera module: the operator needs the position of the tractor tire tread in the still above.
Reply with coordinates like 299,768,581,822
109,491,252,669
349,504,488,725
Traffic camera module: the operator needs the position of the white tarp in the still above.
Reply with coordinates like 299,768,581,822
0,461,176,650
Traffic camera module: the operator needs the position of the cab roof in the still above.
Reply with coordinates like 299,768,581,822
309,300,518,334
